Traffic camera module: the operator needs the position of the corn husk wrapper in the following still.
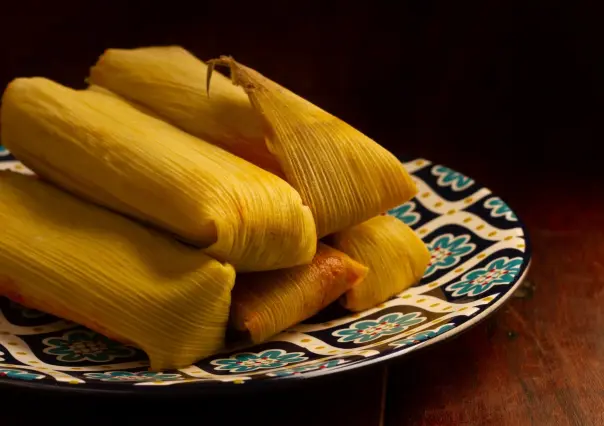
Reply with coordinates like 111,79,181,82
207,56,418,238
0,172,235,371
0,77,317,272
332,215,430,311
231,243,368,343
86,84,164,120
88,46,282,176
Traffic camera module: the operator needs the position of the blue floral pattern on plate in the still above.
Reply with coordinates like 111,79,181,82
387,201,421,226
84,371,182,382
484,197,517,221
333,312,426,344
446,256,523,297
42,330,136,363
0,157,530,391
211,349,308,373
390,324,455,348
268,359,348,377
425,233,476,276
0,368,45,381
0,145,8,157
431,165,474,191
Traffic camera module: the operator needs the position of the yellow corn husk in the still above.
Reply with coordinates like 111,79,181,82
86,84,164,120
88,46,282,176
231,243,368,343
1,77,317,272
207,56,418,238
332,215,430,311
0,171,235,371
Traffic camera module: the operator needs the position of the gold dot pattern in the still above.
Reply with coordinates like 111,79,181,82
0,158,528,387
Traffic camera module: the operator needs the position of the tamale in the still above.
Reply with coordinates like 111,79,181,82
208,56,418,237
86,84,164,119
0,77,317,272
0,171,235,371
88,46,281,175
231,243,368,343
331,215,430,311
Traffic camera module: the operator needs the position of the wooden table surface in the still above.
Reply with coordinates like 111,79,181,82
2,152,602,426
1,3,604,424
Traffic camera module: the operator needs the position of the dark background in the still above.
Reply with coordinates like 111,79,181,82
1,2,603,425
2,0,603,185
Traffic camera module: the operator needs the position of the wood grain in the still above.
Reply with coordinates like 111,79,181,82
384,177,604,426
1,2,603,425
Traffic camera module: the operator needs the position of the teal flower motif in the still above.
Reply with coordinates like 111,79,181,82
84,371,182,382
0,368,45,381
432,165,474,191
388,201,421,226
425,233,476,276
390,323,455,348
0,145,8,157
484,197,517,221
446,256,523,297
333,312,426,344
211,349,308,373
42,330,136,363
268,359,348,377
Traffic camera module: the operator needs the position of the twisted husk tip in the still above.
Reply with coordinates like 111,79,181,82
206,55,238,96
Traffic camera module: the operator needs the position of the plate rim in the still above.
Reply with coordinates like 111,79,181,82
0,157,532,395
0,262,532,397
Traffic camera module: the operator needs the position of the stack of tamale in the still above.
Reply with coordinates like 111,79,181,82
0,46,429,370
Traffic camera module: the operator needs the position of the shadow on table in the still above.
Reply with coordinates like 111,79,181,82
1,363,386,426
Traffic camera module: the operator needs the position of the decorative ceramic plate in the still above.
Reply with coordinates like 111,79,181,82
0,146,531,394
